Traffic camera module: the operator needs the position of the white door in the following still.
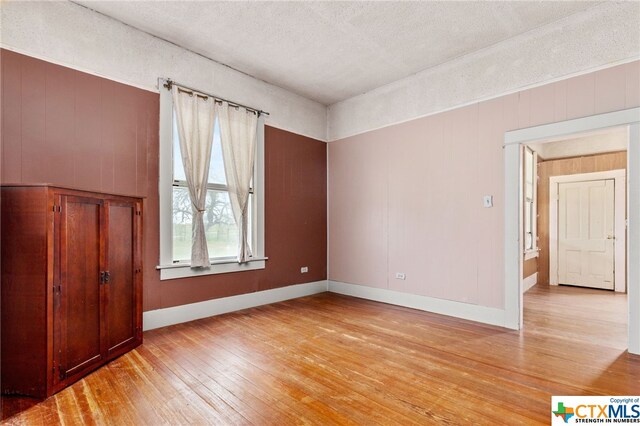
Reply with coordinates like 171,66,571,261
558,179,615,290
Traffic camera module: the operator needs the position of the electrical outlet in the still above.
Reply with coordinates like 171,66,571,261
395,272,406,280
301,266,308,273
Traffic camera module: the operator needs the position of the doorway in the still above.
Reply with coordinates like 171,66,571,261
503,107,640,355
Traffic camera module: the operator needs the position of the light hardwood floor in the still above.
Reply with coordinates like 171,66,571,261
2,285,638,425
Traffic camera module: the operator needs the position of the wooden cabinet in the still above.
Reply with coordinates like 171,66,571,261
1,185,142,398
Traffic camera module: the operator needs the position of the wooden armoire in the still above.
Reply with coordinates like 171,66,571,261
1,185,143,398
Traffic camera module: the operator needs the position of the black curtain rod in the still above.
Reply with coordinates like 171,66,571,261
162,79,270,116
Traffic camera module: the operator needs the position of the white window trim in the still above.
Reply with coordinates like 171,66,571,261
523,147,539,260
157,78,266,280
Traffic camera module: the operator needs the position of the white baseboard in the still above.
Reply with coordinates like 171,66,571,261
143,280,328,331
144,279,509,331
522,272,538,293
328,280,507,328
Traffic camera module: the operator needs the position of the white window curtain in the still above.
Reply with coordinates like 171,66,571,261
172,86,216,268
217,102,258,263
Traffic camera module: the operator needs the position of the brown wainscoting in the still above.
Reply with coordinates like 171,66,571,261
523,256,538,278
536,151,627,285
1,49,328,311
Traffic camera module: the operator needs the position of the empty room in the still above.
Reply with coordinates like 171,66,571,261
1,1,639,424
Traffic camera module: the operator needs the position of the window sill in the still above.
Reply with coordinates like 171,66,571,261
523,250,540,261
157,257,267,280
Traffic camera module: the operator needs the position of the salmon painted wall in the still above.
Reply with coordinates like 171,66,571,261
328,61,640,310
1,49,327,311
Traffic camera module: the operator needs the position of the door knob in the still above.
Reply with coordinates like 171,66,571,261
607,235,615,240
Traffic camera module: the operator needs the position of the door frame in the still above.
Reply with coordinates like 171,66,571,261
549,170,626,292
503,106,640,355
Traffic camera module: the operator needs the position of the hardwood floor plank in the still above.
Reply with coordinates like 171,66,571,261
123,347,218,425
145,332,270,425
2,285,637,424
178,323,362,426
101,352,184,425
233,303,547,424
189,322,422,426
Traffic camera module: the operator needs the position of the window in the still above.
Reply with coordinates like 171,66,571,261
171,116,243,262
523,147,538,255
158,80,265,280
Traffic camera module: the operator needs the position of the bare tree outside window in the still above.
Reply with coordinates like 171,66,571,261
172,116,246,262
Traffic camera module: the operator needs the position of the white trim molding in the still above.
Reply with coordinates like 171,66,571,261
523,272,538,293
143,281,328,331
158,259,267,281
549,170,626,292
328,281,507,328
628,123,640,354
504,107,640,354
504,109,640,146
504,141,523,330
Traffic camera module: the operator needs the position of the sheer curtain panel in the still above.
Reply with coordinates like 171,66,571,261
217,102,258,263
172,86,216,267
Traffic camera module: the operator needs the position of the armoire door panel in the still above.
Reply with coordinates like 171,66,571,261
106,202,136,354
56,195,104,381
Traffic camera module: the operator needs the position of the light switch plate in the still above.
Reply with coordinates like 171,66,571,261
483,195,493,208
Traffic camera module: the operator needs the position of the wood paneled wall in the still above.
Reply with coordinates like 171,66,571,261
536,151,627,285
329,60,639,310
1,49,327,311
1,50,154,195
523,257,538,279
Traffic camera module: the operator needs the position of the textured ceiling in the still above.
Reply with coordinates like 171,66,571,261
74,1,601,105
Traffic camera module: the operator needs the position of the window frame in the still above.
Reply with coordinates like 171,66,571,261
523,146,538,259
157,79,266,280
